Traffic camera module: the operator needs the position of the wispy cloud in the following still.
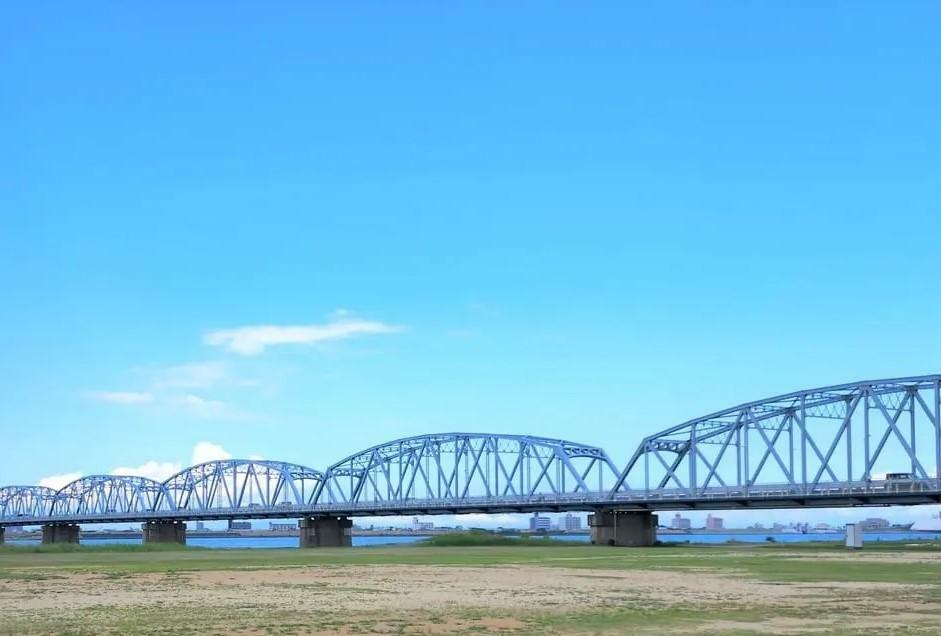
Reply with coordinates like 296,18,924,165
171,394,253,421
204,318,403,355
90,391,154,405
88,389,252,421
88,358,257,421
154,361,229,389
37,472,83,490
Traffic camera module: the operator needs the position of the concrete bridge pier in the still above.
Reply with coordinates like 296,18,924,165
42,523,80,544
142,520,186,545
0,527,4,544
589,510,658,546
299,515,352,548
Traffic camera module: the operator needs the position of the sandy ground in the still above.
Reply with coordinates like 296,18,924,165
1,562,939,634
1,564,820,612
770,550,941,564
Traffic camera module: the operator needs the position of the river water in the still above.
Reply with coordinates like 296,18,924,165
7,531,941,549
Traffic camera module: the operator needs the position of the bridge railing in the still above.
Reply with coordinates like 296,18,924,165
609,478,940,503
3,491,619,524
6,478,940,525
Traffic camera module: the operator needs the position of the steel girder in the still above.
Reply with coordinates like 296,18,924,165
159,460,325,513
51,475,174,516
319,433,622,505
609,375,941,498
0,486,57,519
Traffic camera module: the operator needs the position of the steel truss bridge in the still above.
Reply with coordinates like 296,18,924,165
3,375,941,527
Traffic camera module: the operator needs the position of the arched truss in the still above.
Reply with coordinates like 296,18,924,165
50,475,174,516
0,486,57,519
319,433,622,505
610,375,941,497
160,460,324,512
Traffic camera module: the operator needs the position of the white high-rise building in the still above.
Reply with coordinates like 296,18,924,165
562,514,582,531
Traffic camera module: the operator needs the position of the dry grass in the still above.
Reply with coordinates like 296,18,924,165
3,544,941,634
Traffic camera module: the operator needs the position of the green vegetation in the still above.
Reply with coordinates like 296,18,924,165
0,540,938,579
0,541,194,554
420,530,583,547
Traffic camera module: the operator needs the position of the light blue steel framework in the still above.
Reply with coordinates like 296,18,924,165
51,476,173,515
2,375,941,526
159,460,325,511
608,375,941,507
0,486,56,519
318,433,622,506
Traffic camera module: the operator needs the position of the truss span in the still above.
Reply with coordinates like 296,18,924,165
319,433,623,506
51,475,174,516
160,460,325,513
610,375,941,499
0,486,57,519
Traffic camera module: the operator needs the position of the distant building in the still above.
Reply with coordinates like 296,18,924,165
411,517,434,532
529,513,551,532
705,514,724,530
195,521,206,531
269,522,296,531
860,517,890,530
562,514,582,532
671,513,691,530
228,520,251,531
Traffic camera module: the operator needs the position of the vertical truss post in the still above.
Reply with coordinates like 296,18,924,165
910,389,917,476
743,415,750,490
863,389,871,480
736,425,742,487
689,424,698,497
491,445,500,496
936,380,941,485
846,397,853,482
788,413,795,488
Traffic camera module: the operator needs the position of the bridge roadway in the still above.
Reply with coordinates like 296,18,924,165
3,375,941,547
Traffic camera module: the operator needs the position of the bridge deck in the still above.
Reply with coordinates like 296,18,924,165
4,481,940,527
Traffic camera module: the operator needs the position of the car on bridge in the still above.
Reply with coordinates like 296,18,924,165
884,472,916,490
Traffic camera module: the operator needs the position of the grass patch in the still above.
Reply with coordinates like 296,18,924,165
0,542,197,554
420,531,582,547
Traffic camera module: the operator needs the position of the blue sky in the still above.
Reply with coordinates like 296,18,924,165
2,3,940,526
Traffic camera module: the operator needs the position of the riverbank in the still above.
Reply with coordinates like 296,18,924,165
7,529,941,550
3,542,941,634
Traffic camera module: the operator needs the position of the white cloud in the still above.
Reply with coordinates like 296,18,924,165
38,472,83,490
192,441,232,465
204,318,403,355
90,391,154,405
36,443,249,491
154,361,228,389
111,461,182,482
